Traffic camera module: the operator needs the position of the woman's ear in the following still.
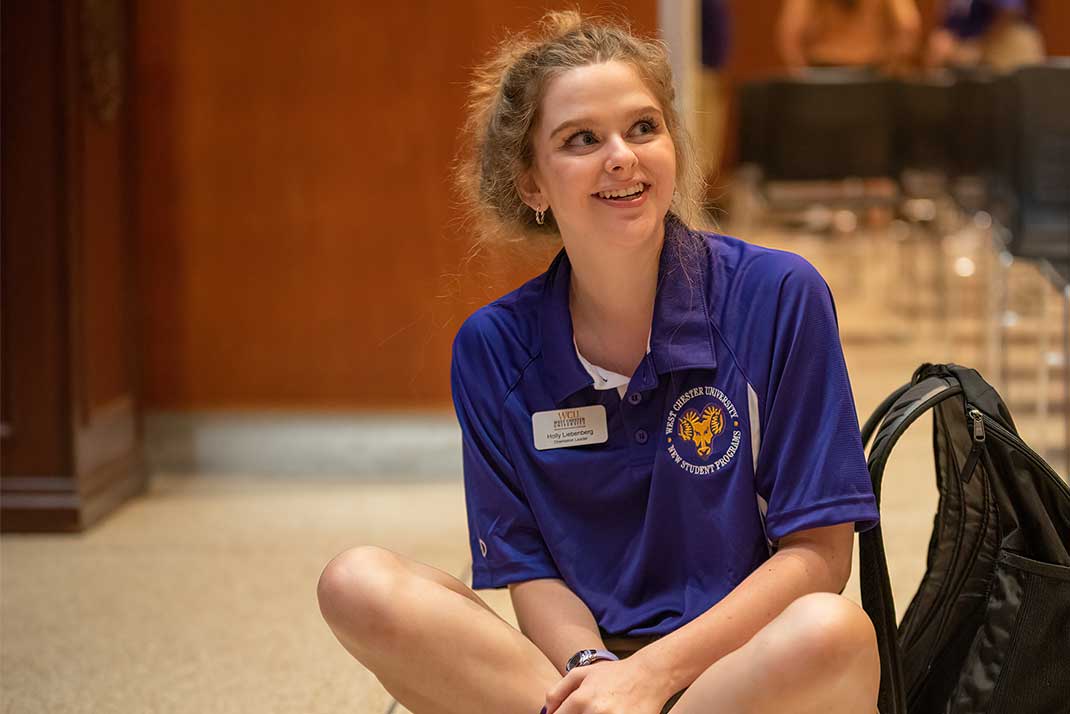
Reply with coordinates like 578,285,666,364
515,168,545,211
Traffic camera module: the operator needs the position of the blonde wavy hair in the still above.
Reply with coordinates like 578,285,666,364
454,10,709,246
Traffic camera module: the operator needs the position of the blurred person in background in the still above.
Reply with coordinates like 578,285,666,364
925,0,1045,72
318,10,882,714
777,0,921,73
696,0,731,194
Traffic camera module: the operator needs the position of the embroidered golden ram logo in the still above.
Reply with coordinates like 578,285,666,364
677,404,725,460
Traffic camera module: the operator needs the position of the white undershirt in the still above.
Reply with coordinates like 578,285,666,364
573,333,652,398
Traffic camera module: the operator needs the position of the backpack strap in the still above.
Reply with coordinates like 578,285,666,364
867,376,963,503
860,374,963,714
861,381,911,452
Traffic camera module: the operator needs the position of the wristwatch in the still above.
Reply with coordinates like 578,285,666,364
565,648,620,673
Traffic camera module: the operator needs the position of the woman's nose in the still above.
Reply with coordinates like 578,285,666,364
604,136,638,174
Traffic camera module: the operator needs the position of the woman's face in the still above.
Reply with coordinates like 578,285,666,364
520,61,677,251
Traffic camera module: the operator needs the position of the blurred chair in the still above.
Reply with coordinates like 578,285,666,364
1035,261,1070,474
888,74,959,336
990,246,1070,476
993,62,1070,264
987,61,1070,475
893,72,955,194
948,68,996,214
765,68,893,183
736,68,898,243
738,79,771,171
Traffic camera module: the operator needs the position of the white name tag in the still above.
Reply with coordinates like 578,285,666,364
532,405,609,450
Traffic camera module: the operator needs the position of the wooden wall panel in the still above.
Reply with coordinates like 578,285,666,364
1036,1,1070,56
135,1,656,411
3,0,145,531
82,112,131,413
1,0,71,476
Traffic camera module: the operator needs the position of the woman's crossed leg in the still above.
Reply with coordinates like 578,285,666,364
317,547,879,714
316,545,558,714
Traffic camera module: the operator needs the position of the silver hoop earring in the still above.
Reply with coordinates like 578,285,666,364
535,207,545,225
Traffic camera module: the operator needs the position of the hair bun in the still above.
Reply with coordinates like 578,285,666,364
537,9,585,39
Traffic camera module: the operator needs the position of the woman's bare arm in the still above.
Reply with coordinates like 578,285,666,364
509,578,607,676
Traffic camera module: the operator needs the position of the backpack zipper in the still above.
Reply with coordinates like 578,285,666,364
907,408,992,705
970,409,986,443
959,410,986,483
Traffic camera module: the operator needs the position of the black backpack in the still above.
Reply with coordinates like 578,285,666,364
859,363,1070,714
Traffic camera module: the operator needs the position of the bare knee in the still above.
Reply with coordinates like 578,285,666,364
785,593,876,660
316,545,405,639
762,593,879,678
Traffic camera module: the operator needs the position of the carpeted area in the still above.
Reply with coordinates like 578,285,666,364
1,476,475,713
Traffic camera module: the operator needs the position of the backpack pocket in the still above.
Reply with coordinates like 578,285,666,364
948,551,1070,714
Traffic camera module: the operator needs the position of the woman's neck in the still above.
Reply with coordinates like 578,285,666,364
566,228,664,378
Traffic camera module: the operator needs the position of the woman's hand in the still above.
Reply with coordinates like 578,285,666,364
543,657,671,714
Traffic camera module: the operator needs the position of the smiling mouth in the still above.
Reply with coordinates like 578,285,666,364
594,183,647,201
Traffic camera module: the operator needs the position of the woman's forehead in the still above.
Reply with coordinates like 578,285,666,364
537,62,662,133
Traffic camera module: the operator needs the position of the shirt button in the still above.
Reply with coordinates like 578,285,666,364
635,429,649,444
627,392,642,405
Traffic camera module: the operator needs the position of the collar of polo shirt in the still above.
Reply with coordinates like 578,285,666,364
573,333,651,397
539,218,719,405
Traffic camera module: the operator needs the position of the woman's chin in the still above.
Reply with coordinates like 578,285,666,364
603,212,664,245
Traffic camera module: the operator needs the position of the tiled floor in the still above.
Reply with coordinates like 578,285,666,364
1,223,1066,714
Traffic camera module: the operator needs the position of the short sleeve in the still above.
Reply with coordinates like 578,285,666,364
753,260,879,542
451,311,562,589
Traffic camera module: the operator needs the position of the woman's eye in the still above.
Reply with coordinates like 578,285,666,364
566,131,598,147
633,120,657,135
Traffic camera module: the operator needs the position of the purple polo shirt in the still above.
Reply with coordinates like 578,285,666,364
450,221,878,637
